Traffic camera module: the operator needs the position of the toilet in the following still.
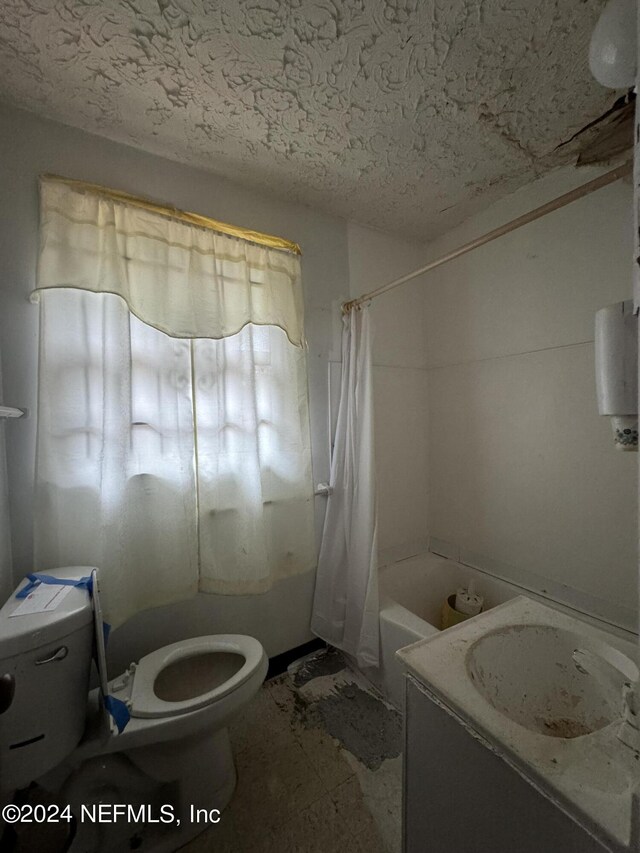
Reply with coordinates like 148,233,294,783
0,566,268,851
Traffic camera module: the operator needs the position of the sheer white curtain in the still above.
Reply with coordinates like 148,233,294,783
35,290,199,625
195,325,315,594
311,307,379,668
34,179,315,626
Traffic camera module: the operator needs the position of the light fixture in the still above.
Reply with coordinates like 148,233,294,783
589,0,637,89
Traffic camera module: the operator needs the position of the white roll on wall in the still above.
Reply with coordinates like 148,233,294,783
595,299,638,449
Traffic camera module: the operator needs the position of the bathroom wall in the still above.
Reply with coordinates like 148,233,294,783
0,103,350,666
345,223,430,564
421,165,638,631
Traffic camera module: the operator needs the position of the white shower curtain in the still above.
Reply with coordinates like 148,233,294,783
311,307,379,668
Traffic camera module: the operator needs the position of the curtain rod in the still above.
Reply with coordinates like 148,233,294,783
41,174,302,256
342,161,633,314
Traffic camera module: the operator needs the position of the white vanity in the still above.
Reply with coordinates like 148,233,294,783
398,597,639,853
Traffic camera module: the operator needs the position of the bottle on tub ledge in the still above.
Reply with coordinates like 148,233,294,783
441,580,484,630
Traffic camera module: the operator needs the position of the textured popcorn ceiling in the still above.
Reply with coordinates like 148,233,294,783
0,0,616,240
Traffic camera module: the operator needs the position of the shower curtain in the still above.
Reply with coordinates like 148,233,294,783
311,306,379,668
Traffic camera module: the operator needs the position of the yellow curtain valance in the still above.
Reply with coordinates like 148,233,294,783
35,177,306,347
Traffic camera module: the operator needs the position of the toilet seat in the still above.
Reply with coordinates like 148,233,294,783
119,635,265,720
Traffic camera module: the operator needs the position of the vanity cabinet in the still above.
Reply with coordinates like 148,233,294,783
403,675,611,853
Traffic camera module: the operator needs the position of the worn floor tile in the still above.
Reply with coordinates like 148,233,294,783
286,650,402,853
185,647,401,853
352,820,390,853
295,721,355,789
262,792,354,853
346,753,403,853
229,733,326,845
292,659,403,773
228,684,289,754
264,674,302,725
330,775,379,837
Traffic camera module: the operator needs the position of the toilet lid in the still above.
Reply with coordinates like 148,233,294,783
128,634,266,719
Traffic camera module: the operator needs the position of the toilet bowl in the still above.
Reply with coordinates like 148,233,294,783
0,567,268,852
89,634,267,752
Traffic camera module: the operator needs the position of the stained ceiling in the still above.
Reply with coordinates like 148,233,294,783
0,0,618,240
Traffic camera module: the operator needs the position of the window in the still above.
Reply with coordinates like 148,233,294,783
34,177,315,625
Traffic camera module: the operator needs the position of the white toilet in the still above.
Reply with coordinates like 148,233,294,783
0,566,268,851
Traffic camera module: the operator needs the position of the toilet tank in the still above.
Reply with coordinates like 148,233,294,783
0,568,95,791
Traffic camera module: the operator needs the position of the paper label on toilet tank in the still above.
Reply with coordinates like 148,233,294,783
10,584,73,617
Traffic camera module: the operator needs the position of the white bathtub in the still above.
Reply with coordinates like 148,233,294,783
367,551,639,709
357,550,638,711
367,551,622,709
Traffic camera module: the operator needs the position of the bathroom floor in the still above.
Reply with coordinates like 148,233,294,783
181,648,403,853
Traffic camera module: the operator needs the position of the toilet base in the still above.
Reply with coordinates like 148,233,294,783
41,727,237,853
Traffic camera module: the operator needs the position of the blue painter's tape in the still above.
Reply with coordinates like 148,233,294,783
104,694,131,734
16,572,93,599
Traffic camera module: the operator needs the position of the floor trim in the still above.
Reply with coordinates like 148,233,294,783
266,637,326,679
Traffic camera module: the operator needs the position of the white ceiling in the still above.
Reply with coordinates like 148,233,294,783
0,0,616,240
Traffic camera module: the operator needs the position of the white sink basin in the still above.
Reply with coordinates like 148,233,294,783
397,596,640,852
465,624,622,738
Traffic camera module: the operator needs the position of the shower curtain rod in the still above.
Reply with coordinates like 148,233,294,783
342,160,633,315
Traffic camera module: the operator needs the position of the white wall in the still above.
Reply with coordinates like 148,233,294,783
0,104,350,668
422,166,637,631
346,222,430,564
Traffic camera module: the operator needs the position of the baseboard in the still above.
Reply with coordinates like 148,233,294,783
266,637,326,679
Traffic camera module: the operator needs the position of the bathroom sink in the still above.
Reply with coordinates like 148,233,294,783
465,624,622,738
398,597,640,852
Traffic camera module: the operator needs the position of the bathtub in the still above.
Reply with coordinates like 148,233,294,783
357,550,638,711
366,552,549,709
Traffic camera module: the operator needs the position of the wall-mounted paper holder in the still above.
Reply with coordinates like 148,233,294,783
595,300,638,450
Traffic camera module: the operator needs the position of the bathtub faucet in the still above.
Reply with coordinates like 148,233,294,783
572,647,639,753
